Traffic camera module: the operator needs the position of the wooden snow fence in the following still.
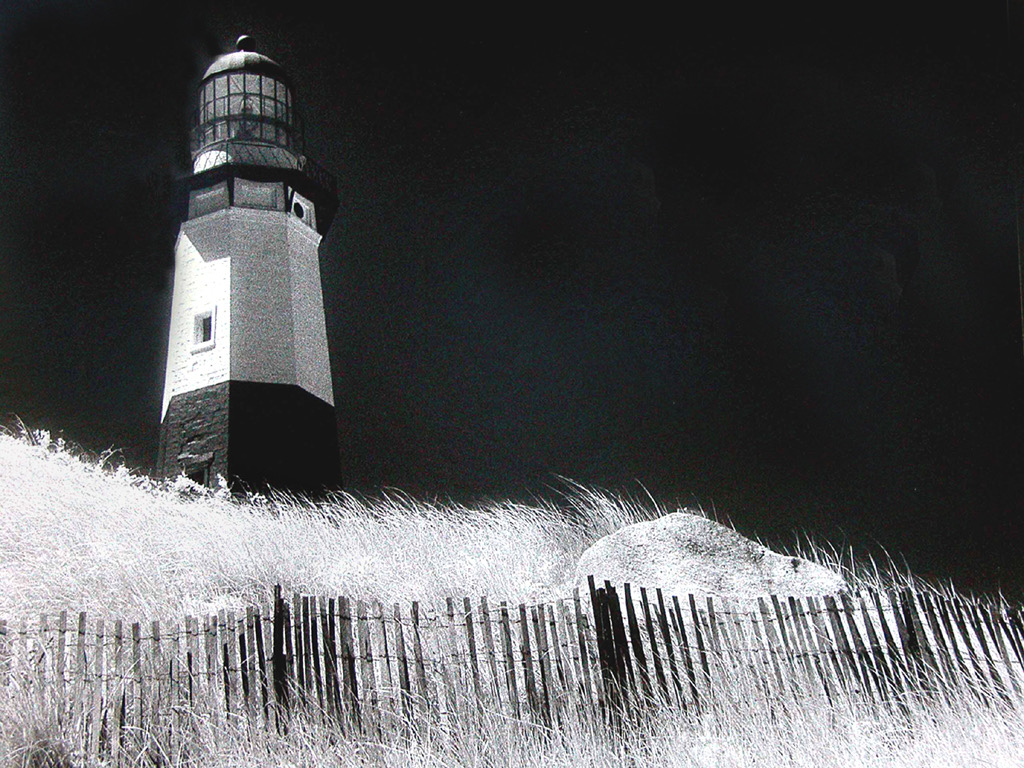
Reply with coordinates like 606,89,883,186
1,583,1023,763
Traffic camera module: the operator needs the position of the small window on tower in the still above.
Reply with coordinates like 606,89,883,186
193,310,215,351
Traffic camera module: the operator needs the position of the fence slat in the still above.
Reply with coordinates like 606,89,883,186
463,597,483,708
870,591,909,695
227,612,241,719
479,596,502,708
518,603,539,720
253,606,270,724
573,589,595,707
993,608,1024,690
311,597,327,717
894,590,929,693
964,600,1009,701
375,600,394,734
823,595,866,698
443,598,459,718
169,621,182,763
319,598,337,722
299,598,314,710
89,619,105,762
948,597,991,695
111,619,124,766
806,597,847,694
621,584,651,706
271,588,289,721
74,611,87,741
756,597,790,702
357,599,379,737
393,604,413,725
835,594,879,703
687,594,711,699
932,594,975,693
131,623,144,756
768,596,803,695
788,596,831,703
152,620,165,749
588,578,615,715
337,595,359,731
554,601,576,706
239,612,251,716
606,584,635,704
409,601,428,720
499,602,520,720
543,605,564,722
639,587,669,704
670,595,700,711
57,611,68,712
981,604,1020,696
654,590,682,704
856,593,896,704
703,597,728,688
918,593,957,698
290,594,304,708
531,604,553,725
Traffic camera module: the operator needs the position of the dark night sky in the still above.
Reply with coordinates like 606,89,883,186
2,1,1024,595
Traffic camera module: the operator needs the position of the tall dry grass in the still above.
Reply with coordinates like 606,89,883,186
3,670,1023,768
2,426,1020,767
0,430,665,621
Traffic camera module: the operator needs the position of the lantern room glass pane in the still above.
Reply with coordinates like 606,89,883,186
229,74,243,93
214,76,226,98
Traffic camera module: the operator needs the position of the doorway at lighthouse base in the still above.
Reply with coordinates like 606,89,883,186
157,381,341,494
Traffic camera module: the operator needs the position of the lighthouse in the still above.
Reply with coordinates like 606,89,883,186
157,36,341,493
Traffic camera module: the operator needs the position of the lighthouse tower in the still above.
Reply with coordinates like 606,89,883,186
157,36,341,493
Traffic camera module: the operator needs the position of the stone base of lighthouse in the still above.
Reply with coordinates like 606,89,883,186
157,381,341,494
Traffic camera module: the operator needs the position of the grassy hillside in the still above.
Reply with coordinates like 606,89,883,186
2,427,1022,768
0,429,654,622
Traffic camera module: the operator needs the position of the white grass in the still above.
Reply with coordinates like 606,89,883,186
0,430,654,621
1,426,1020,767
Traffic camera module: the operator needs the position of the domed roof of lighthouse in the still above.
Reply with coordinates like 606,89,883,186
191,34,306,165
201,35,291,84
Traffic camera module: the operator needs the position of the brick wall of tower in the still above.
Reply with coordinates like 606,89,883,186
156,382,230,483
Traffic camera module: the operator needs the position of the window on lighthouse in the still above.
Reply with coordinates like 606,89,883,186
193,310,215,350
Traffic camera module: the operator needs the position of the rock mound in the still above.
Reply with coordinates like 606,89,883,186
575,511,846,602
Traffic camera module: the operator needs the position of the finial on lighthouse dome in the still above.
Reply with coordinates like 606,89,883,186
236,34,255,52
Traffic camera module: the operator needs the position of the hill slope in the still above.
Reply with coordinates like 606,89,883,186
0,431,646,621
